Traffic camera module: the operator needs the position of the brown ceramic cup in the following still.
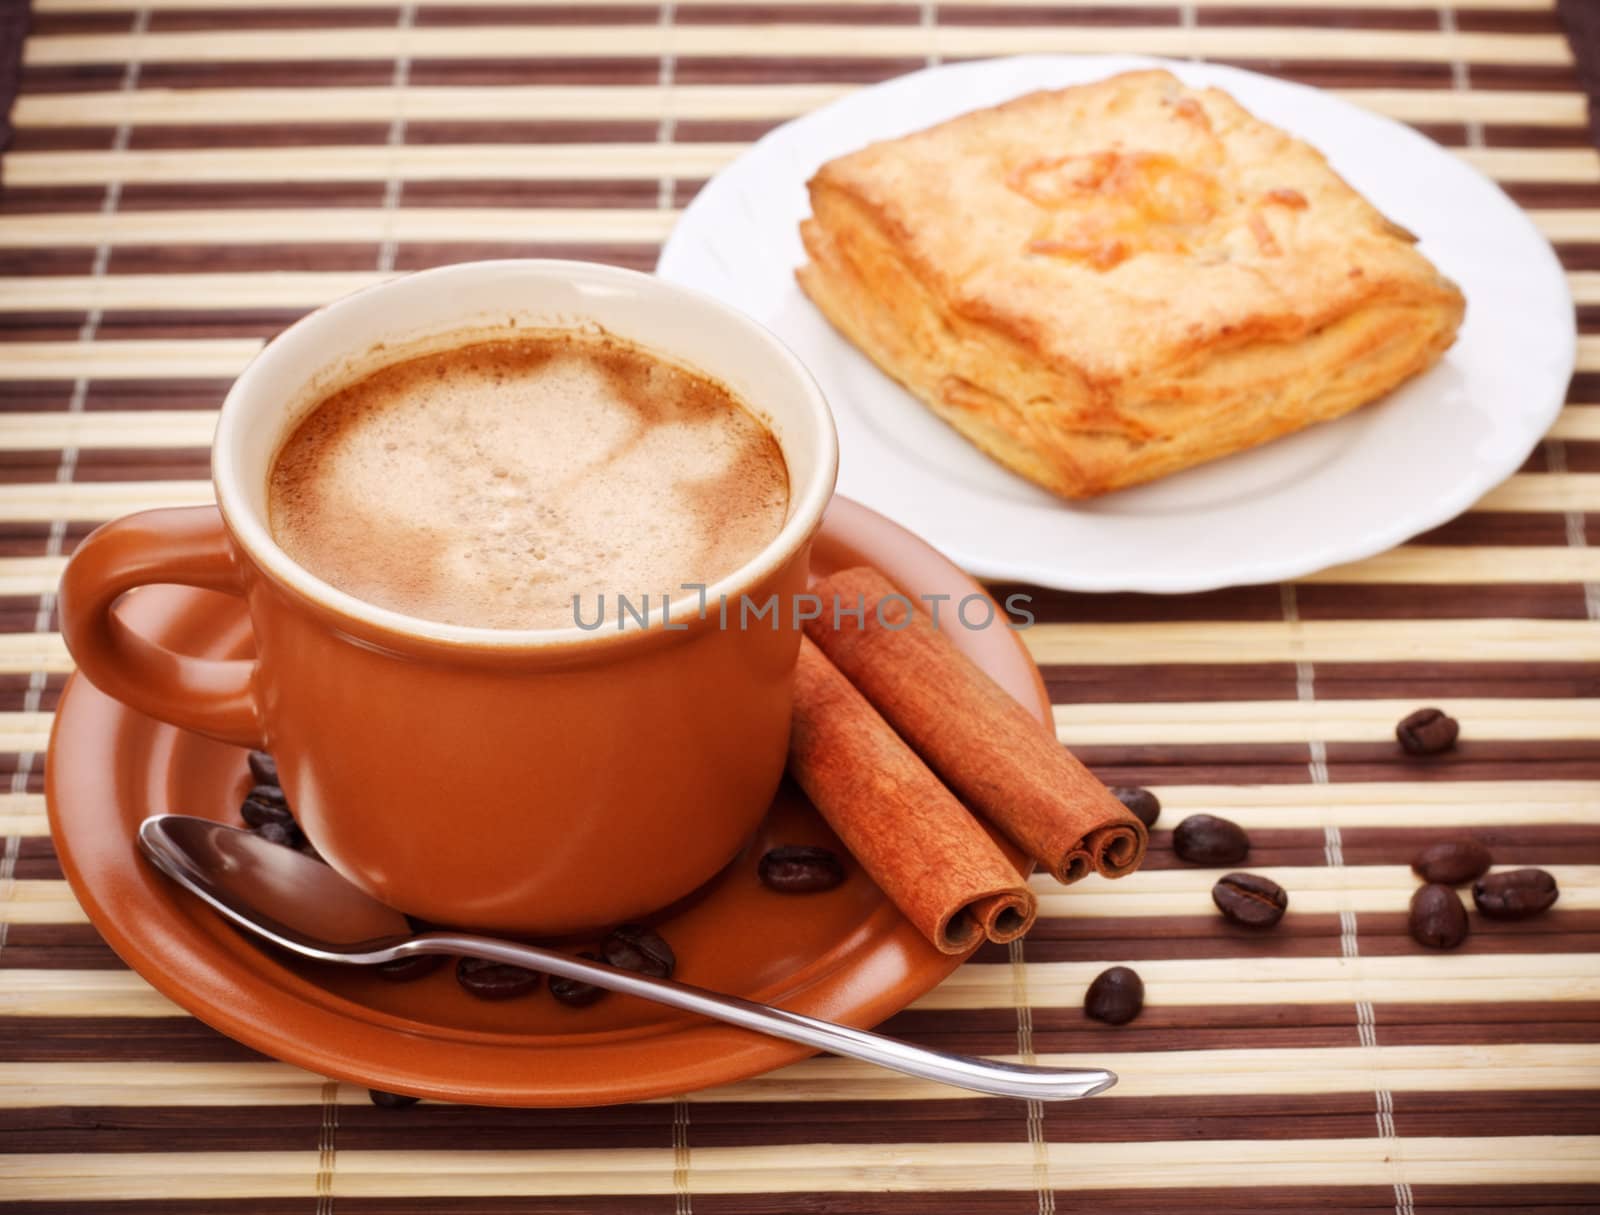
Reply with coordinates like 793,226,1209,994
58,260,839,935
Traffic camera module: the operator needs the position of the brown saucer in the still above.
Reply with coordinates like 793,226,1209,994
47,496,1047,1106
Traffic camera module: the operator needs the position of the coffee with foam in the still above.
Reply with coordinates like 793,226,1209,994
267,331,790,630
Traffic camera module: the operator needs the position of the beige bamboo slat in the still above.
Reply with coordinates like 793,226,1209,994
915,952,1600,1010
2,143,745,188
0,1062,336,1108
1530,210,1600,241
15,659,1600,704
1,1043,1593,1111
1,881,87,926
4,782,1581,840
0,712,54,756
3,473,1591,525
0,410,218,449
0,1152,321,1202
334,1138,1600,1195
1456,147,1600,183
4,780,1587,838
0,238,1593,309
8,949,1598,1018
6,609,1598,673
0,557,66,598
5,544,1600,594
688,1043,1600,1104
0,480,217,523
1475,473,1600,512
0,208,677,248
1026,864,1600,919
11,860,1600,927
12,136,1561,190
0,273,398,313
27,0,1566,12
12,83,861,127
1026,617,1600,665
1152,779,1600,829
21,26,1574,68
1568,271,1600,304
1551,405,1600,440
12,84,1588,128
3,634,69,673
0,791,48,837
5,1137,1596,1200
5,612,1600,672
0,340,262,380
1300,545,1600,584
1051,698,1600,745
6,143,1593,191
0,207,1589,252
0,970,188,1018
1576,334,1600,370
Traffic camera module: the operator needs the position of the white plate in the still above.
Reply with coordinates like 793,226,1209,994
657,55,1575,593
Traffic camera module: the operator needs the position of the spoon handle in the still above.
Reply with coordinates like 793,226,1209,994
401,932,1115,1101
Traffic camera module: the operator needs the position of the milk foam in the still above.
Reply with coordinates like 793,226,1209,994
267,333,790,630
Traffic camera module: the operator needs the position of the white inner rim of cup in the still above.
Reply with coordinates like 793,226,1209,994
213,260,839,649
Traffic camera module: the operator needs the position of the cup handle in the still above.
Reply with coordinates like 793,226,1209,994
58,505,266,748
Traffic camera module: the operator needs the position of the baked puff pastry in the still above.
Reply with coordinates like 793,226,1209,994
797,70,1465,498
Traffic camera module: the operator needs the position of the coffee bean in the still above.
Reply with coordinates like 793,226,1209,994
549,952,609,1009
1409,883,1469,949
603,924,676,979
369,1089,419,1108
1172,814,1249,865
758,845,846,894
1473,868,1559,920
376,953,446,983
240,784,294,829
247,750,280,787
1111,786,1160,829
1083,966,1143,1025
1212,872,1288,928
1411,839,1491,886
1396,708,1459,756
252,819,305,850
455,956,539,1000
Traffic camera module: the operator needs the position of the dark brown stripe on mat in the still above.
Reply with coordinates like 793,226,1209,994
5,1100,685,1154
1043,665,1300,705
107,245,384,274
402,120,660,144
411,59,663,86
124,124,392,151
935,6,1183,26
1293,583,1592,620
685,1093,1389,1146
1197,7,1442,30
416,5,662,26
674,56,928,84
404,180,660,206
676,5,923,25
1417,512,1589,546
393,242,658,271
0,1016,272,1063
147,9,405,33
695,1190,1406,1212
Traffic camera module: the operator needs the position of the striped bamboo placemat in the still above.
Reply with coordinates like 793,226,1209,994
2,0,1599,1210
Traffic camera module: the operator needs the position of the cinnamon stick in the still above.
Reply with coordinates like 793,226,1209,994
805,567,1148,884
788,638,1036,953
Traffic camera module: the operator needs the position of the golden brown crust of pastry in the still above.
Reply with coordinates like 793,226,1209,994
797,69,1466,498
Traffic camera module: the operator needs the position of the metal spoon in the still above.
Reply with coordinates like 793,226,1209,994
138,814,1115,1102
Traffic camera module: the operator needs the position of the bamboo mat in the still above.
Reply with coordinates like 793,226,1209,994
2,0,1599,1210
